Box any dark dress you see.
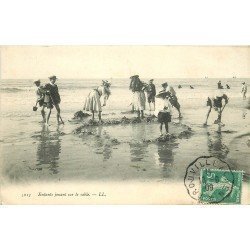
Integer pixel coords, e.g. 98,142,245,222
207,94,229,109
146,83,156,103
44,83,61,108
158,112,171,123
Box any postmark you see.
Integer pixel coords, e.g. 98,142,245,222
184,156,234,202
200,169,243,204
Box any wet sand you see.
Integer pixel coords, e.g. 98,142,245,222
1,105,249,186
0,79,249,187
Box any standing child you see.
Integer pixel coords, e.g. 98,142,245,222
34,80,46,122
146,79,156,113
241,82,247,100
161,82,182,118
43,75,62,125
156,90,172,135
129,75,146,119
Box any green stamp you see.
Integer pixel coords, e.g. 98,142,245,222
200,169,243,204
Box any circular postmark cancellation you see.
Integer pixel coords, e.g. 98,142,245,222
184,156,235,203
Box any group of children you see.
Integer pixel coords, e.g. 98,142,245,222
129,75,182,135
34,75,63,125
34,76,248,136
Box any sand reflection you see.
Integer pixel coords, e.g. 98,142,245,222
36,125,61,174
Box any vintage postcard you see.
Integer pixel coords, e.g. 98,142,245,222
0,46,249,204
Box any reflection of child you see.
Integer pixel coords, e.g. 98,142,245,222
157,92,172,135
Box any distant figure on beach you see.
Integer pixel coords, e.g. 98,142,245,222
178,85,182,89
226,84,230,89
129,75,146,119
83,80,111,122
204,90,229,126
145,79,156,112
33,80,46,122
43,76,62,125
190,85,194,89
217,80,224,89
241,82,247,100
156,90,172,136
161,82,182,118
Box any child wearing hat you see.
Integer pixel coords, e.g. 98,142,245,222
161,82,182,118
156,91,172,135
44,76,62,125
33,80,46,122
83,80,111,122
146,79,156,112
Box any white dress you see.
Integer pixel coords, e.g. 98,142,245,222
132,91,146,111
83,86,104,112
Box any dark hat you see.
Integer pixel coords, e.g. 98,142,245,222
242,82,246,84
149,79,154,82
34,80,41,84
49,75,57,80
130,75,139,79
156,90,169,98
161,82,168,87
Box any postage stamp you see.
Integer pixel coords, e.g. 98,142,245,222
200,169,243,204
184,156,234,202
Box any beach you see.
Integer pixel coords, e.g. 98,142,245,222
0,78,249,186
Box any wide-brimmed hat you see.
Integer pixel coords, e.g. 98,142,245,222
33,80,41,85
161,82,168,88
156,90,170,98
242,82,246,84
130,75,139,79
102,80,111,87
49,75,58,80
149,79,154,82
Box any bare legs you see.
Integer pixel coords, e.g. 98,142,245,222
54,104,61,124
217,107,222,123
204,107,212,126
41,106,46,122
91,111,102,122
176,107,182,118
137,110,144,119
45,104,63,126
148,102,155,114
98,111,102,122
160,122,169,135
45,108,52,125
204,106,224,126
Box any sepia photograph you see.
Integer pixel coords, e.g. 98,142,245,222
0,46,249,204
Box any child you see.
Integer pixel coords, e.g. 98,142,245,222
34,80,46,122
161,82,182,118
156,90,172,135
129,75,146,119
43,75,62,125
146,79,156,112
204,90,229,126
241,82,247,100
83,80,111,122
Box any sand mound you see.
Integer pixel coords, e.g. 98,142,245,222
73,116,158,133
73,111,91,119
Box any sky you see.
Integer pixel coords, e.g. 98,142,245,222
0,46,249,79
